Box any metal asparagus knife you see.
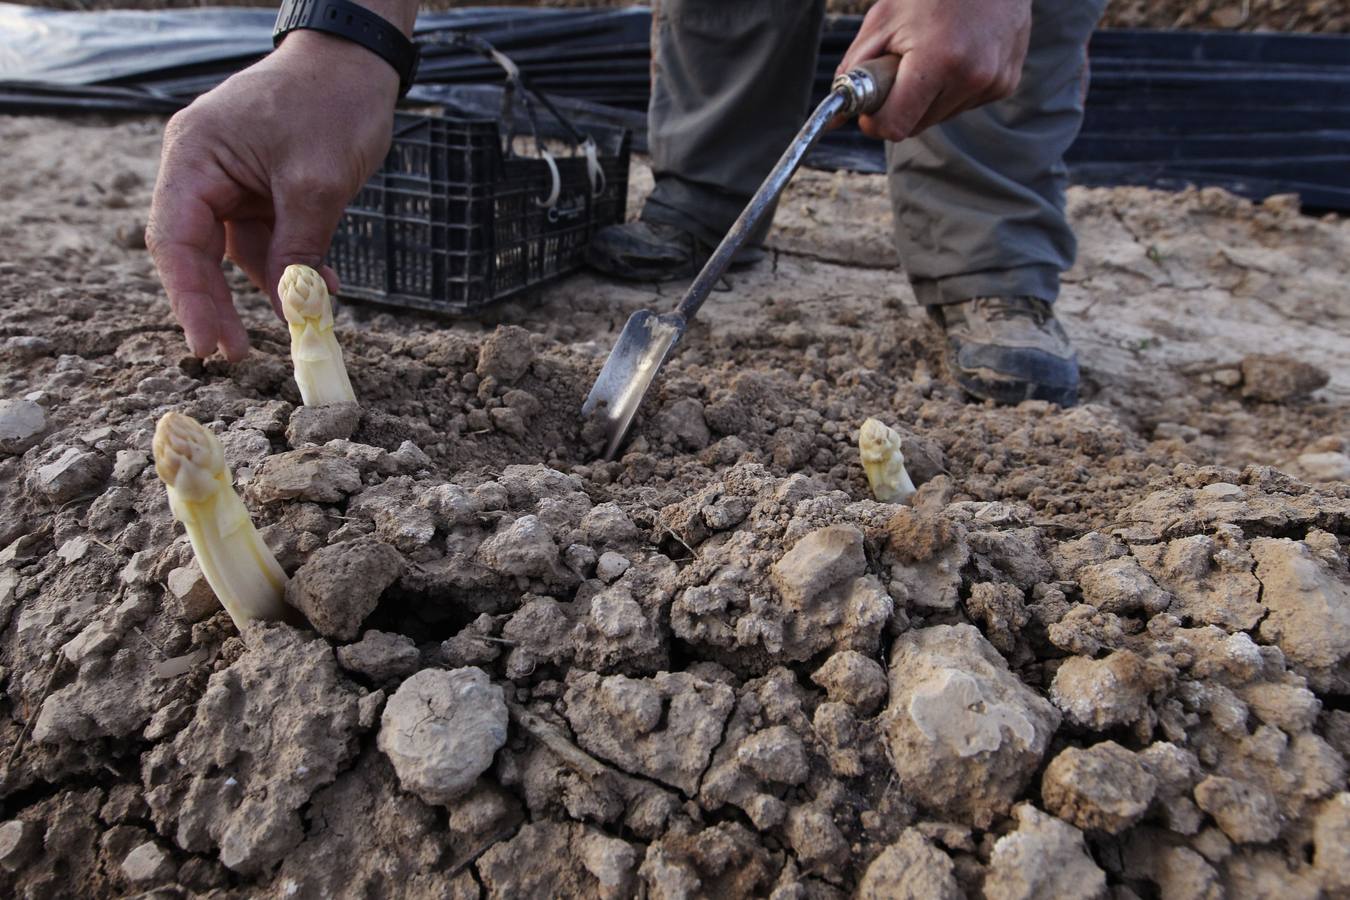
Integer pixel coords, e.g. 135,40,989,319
581,55,900,460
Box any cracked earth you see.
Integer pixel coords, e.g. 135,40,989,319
0,115,1348,898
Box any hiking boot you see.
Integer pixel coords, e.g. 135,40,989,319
928,296,1079,407
587,220,763,282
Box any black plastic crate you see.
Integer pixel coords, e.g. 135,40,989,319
329,110,630,314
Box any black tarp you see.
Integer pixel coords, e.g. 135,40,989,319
2,4,1349,210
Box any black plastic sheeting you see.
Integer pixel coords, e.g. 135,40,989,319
3,4,1349,210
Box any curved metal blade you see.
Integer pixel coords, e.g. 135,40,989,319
581,309,686,460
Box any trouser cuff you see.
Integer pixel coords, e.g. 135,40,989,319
911,264,1062,307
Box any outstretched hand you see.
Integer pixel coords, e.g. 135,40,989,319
838,0,1032,143
147,32,399,361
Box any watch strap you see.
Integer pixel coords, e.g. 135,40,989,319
273,0,420,98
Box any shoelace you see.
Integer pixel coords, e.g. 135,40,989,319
970,296,1051,325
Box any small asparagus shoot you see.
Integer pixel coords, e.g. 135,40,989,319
859,417,917,504
153,412,291,629
280,264,356,406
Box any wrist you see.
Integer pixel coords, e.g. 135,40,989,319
273,0,420,96
274,30,401,97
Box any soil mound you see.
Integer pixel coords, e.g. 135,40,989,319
1,116,1348,898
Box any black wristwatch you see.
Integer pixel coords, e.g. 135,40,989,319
273,0,420,98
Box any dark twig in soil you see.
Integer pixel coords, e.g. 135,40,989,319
507,699,611,780
1,654,66,784
133,625,169,659
446,823,520,880
661,527,697,561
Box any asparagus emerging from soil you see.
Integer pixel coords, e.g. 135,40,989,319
280,264,356,406
859,417,917,504
153,412,291,629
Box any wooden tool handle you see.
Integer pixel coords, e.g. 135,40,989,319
851,55,900,116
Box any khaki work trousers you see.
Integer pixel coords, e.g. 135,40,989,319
640,0,1110,306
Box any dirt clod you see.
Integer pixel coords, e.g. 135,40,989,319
1194,775,1283,844
141,624,360,876
984,804,1107,900
1041,741,1158,834
28,445,110,503
377,667,508,805
811,649,888,714
286,401,362,447
285,537,406,640
120,840,174,883
335,629,421,682
1239,354,1330,403
476,324,535,383
1050,650,1164,731
0,820,41,873
249,448,362,504
480,821,637,900
565,671,735,795
0,399,46,455
1250,535,1350,691
885,624,1060,826
857,829,961,900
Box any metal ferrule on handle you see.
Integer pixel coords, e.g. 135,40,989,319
834,55,900,117
832,68,882,117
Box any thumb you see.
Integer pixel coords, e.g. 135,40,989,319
265,188,343,319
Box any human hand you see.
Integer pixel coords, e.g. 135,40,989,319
838,0,1032,142
147,32,399,360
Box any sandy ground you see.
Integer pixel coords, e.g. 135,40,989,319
0,115,1348,898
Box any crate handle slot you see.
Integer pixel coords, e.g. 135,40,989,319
583,137,606,197
534,149,561,209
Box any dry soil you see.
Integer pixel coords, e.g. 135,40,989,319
0,108,1348,899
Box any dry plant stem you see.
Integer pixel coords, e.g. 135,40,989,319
280,264,356,406
2,654,65,783
446,824,520,879
507,699,611,779
859,416,917,503
153,411,292,629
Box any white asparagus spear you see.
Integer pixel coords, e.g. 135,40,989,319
279,264,356,406
153,412,291,629
859,417,917,504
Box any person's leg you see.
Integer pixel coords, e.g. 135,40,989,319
588,0,826,280
887,0,1108,405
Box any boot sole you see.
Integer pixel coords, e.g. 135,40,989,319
955,366,1079,408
